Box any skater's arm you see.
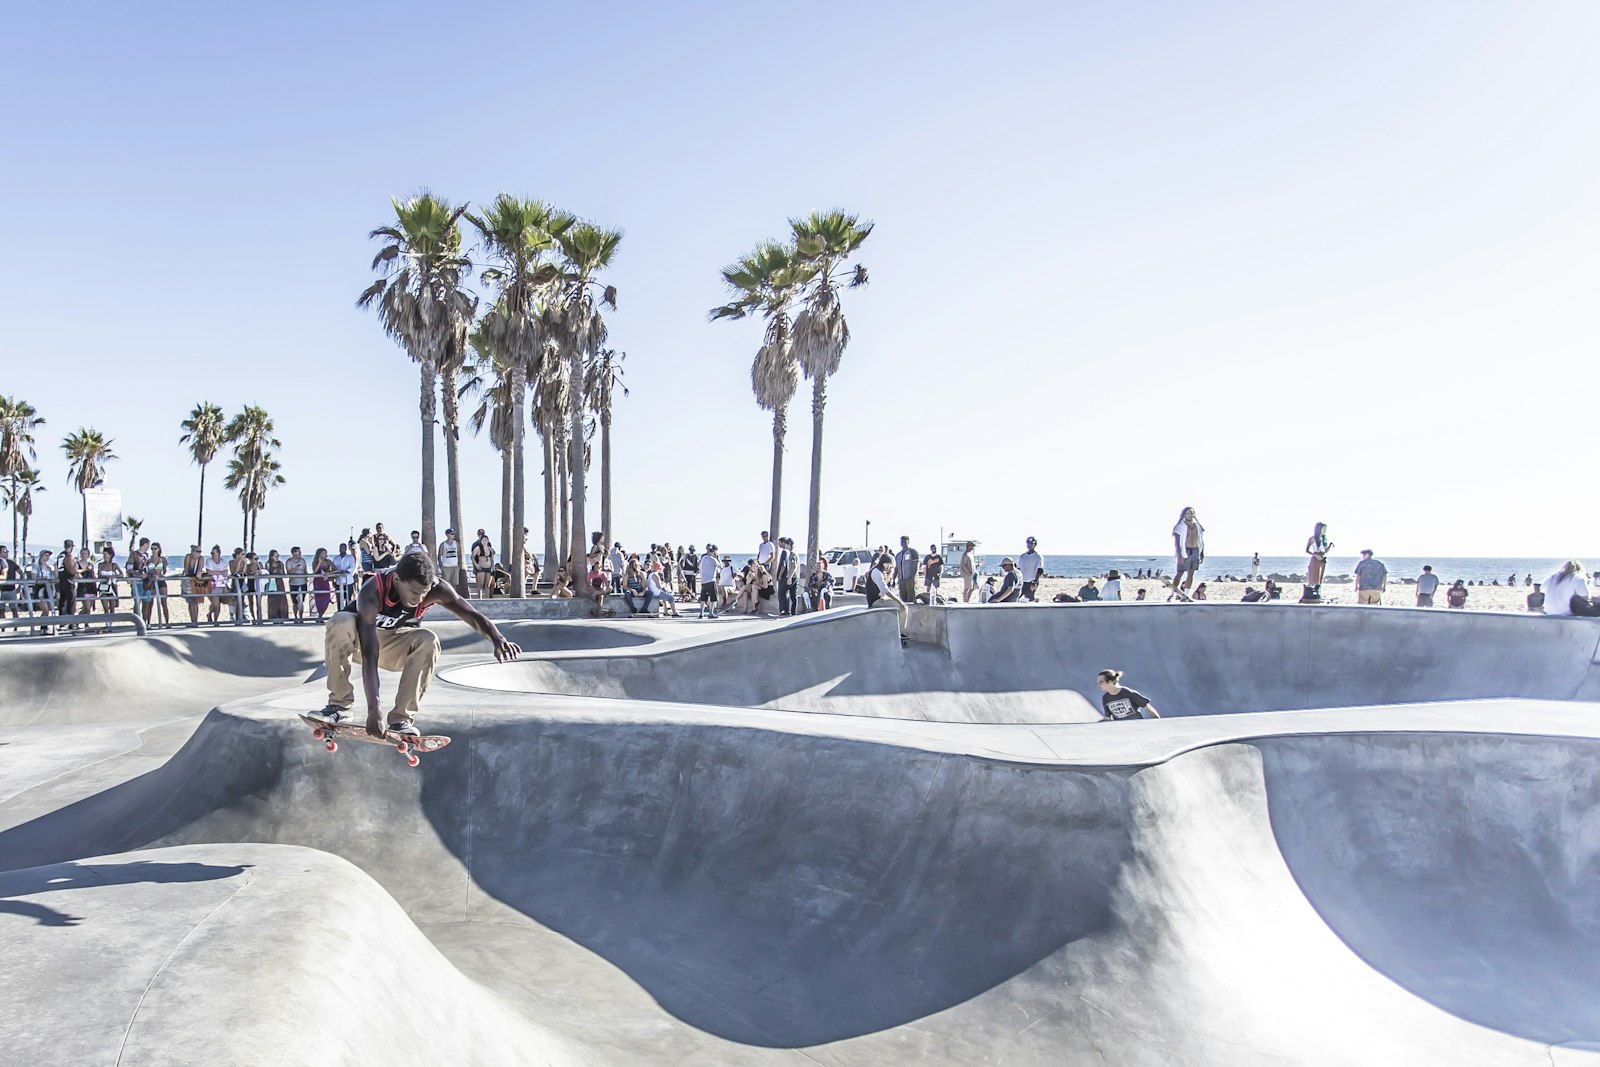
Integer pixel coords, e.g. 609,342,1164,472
429,581,522,662
355,586,384,733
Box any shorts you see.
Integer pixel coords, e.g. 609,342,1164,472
700,582,717,603
1415,593,1434,607
1181,548,1200,567
1358,588,1383,605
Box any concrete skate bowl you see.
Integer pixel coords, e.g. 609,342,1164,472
442,605,1600,723
4,705,1597,1063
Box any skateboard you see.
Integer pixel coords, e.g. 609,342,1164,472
298,713,451,768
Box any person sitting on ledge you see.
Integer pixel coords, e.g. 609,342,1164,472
988,558,1022,603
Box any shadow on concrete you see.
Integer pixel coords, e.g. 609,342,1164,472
0,859,251,927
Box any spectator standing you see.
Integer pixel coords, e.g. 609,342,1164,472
404,531,426,556
1527,583,1545,613
775,537,797,616
181,544,206,624
1251,552,1261,580
0,545,21,619
333,542,358,609
1302,522,1332,603
1353,549,1388,605
287,546,309,622
57,539,81,625
718,554,737,612
960,542,977,602
437,529,464,596
1415,565,1440,608
203,545,230,623
758,531,776,574
471,531,495,599
1103,570,1122,601
609,542,626,593
895,536,919,602
1171,509,1204,595
922,544,944,604
1017,538,1044,601
697,545,719,618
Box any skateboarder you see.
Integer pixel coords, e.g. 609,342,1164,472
310,551,521,738
1096,669,1162,721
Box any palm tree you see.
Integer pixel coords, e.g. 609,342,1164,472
179,401,227,547
792,210,872,568
587,349,627,549
710,240,808,538
223,406,280,551
551,221,622,577
469,196,571,595
0,396,46,554
61,428,117,547
532,348,571,579
123,516,144,549
358,192,477,557
461,325,518,571
224,451,284,551
0,469,43,562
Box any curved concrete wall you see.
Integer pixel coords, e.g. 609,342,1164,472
444,605,1600,722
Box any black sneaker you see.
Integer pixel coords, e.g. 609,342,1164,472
309,705,349,724
388,721,420,738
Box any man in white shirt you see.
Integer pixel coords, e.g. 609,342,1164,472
865,556,907,636
1544,561,1595,617
608,542,627,593
758,531,776,574
718,555,737,612
404,531,427,557
437,529,463,596
333,542,358,609
698,545,720,618
1017,538,1044,601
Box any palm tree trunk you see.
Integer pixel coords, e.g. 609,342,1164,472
541,429,557,582
558,446,571,576
21,507,29,564
79,489,88,549
600,411,612,551
441,370,464,567
241,501,249,549
196,461,207,547
9,475,17,555
805,373,828,572
769,408,786,541
567,346,587,577
419,360,439,559
509,361,527,599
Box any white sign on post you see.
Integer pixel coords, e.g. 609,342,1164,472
84,488,124,543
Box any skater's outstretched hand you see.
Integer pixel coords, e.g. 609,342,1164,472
493,636,522,663
365,711,386,738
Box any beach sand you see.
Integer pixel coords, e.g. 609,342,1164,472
1024,575,1542,614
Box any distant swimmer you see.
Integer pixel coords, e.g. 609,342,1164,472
1096,669,1162,721
309,551,522,739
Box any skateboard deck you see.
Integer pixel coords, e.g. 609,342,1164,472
299,713,451,768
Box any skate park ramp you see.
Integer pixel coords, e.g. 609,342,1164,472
443,603,1600,722
4,608,1600,1064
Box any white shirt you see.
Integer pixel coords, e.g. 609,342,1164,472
609,548,626,574
334,552,357,584
404,541,426,556
699,553,718,584
438,540,460,567
1018,550,1043,582
1103,578,1121,601
1416,572,1440,596
646,572,666,597
869,568,893,597
1544,570,1592,616
718,563,735,586
758,540,775,566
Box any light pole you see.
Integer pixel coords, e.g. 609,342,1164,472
864,519,871,549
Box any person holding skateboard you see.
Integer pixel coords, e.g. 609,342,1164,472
310,551,521,738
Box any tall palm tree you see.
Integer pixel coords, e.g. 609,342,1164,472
469,196,571,595
710,240,808,538
792,210,872,568
224,451,284,551
551,221,622,576
0,396,46,554
358,192,477,557
123,516,144,549
461,325,518,571
0,469,43,562
61,428,117,548
179,401,227,547
532,348,571,579
438,317,470,558
223,406,280,551
586,349,627,549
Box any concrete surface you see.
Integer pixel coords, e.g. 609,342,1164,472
2,607,1599,1064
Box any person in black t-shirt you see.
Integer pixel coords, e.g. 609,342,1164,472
1096,669,1162,721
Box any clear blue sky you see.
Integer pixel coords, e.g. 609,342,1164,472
4,2,1597,559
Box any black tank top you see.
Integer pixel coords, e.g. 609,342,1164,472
341,571,430,630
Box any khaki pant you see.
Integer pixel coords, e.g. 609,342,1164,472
324,612,440,725
441,565,465,597
1358,588,1383,606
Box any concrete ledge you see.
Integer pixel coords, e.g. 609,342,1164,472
0,612,146,637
